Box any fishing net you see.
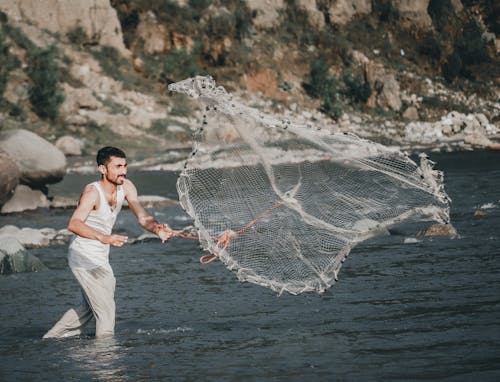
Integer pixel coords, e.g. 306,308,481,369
168,76,450,295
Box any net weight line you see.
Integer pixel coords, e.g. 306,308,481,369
166,201,285,264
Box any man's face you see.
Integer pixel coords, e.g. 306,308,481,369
100,156,127,185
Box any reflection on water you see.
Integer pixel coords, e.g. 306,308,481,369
61,336,130,381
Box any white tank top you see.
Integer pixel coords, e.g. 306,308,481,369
68,181,125,270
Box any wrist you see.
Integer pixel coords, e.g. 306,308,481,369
153,223,161,235
98,233,108,243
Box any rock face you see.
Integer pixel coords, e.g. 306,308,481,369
245,0,285,29
0,129,67,187
297,0,325,29
0,151,20,206
242,69,289,100
392,0,432,29
59,83,103,118
135,11,171,55
0,185,50,214
328,0,371,26
0,0,129,55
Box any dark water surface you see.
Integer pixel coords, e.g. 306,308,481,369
1,151,499,381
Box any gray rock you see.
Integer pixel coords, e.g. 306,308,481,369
0,225,51,247
0,236,47,274
0,185,50,214
0,151,20,206
416,223,458,237
55,135,85,156
0,129,67,187
403,106,419,121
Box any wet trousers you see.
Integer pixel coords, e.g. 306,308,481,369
43,266,116,338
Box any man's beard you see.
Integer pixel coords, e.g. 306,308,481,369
107,174,126,185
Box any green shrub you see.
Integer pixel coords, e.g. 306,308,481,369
281,0,325,46
427,0,454,31
234,5,253,40
418,32,442,62
442,51,462,82
27,45,64,120
455,19,490,67
0,25,16,98
92,45,128,79
375,0,399,22
66,25,88,46
189,0,212,11
2,23,34,50
307,60,342,119
161,47,202,83
342,70,371,104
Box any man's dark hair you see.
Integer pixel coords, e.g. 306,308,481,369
96,146,126,166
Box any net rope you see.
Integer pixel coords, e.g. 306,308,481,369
167,76,451,295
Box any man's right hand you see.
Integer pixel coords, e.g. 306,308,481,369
102,234,128,247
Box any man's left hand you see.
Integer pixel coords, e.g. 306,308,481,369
156,224,174,243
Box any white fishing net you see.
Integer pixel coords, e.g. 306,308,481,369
168,76,451,295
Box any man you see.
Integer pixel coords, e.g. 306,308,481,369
43,146,172,338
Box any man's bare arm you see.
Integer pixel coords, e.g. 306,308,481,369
67,184,128,246
123,179,172,242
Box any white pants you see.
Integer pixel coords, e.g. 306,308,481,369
43,266,116,338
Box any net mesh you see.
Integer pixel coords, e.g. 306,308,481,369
168,76,451,294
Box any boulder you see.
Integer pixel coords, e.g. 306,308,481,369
0,0,129,56
55,135,85,156
416,223,457,237
0,129,67,187
0,225,53,247
0,151,20,206
402,106,419,120
0,185,50,214
327,0,371,26
0,236,47,274
365,62,402,111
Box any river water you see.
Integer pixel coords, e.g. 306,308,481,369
0,150,499,381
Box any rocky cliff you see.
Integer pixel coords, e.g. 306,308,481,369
0,0,498,175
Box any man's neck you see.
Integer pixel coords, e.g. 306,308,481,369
99,178,118,195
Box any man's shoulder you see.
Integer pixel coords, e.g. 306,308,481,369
122,178,137,195
81,183,99,199
122,178,136,189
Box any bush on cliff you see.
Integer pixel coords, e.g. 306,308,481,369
307,60,342,119
27,45,64,120
161,46,202,83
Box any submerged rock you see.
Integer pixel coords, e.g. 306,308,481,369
416,223,457,237
473,210,487,217
0,225,73,248
0,236,47,274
